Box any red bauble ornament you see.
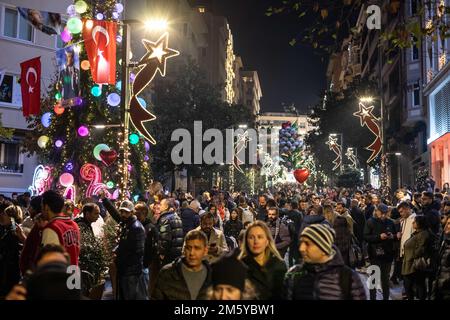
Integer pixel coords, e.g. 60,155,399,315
294,168,309,183
100,149,118,166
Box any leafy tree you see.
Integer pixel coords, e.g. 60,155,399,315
305,78,379,178
149,61,255,183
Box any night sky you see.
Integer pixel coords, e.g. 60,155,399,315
213,0,327,113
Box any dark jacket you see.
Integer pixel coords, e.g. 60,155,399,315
350,206,366,245
256,206,268,221
268,218,291,256
224,218,244,240
103,198,146,276
0,224,21,297
433,236,450,300
180,208,200,236
420,202,441,235
402,229,432,275
74,217,94,237
241,254,287,300
151,257,211,300
364,217,396,262
142,218,158,268
157,210,184,265
284,248,366,300
285,209,304,245
333,216,352,266
300,215,331,234
364,203,375,221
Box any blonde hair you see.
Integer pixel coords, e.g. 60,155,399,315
5,205,23,223
238,221,283,262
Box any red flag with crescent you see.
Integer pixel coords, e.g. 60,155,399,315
82,19,117,84
20,57,41,117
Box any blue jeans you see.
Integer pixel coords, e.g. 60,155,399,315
118,273,148,300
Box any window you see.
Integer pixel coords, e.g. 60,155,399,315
3,7,33,41
412,36,419,60
0,74,21,105
299,122,306,129
198,7,205,13
413,83,420,106
0,142,22,173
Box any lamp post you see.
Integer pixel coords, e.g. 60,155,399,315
117,19,169,199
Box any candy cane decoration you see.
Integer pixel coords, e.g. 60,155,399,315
80,163,111,198
353,102,382,163
326,136,342,171
29,165,53,196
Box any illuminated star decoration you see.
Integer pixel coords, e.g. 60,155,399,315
130,33,180,144
233,131,251,173
353,102,382,163
326,136,342,171
345,148,358,169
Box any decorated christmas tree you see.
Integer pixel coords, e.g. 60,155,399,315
23,1,152,200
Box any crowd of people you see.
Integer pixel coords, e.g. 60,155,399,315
0,181,449,300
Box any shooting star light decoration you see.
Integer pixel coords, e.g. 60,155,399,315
326,135,342,171
353,102,382,163
233,131,251,173
346,148,358,169
130,32,179,144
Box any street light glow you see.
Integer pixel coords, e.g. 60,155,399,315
395,152,401,156
360,96,374,103
238,124,248,129
145,19,169,31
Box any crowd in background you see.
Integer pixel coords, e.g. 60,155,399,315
0,180,449,300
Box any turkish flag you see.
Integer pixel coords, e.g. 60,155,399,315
20,57,41,117
82,19,117,84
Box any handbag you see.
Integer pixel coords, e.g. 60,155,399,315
349,236,364,268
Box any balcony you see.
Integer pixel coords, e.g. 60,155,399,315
0,162,24,174
403,106,425,127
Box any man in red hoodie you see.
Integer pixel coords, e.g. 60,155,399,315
41,190,80,266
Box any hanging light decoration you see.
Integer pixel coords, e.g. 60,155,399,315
67,17,83,34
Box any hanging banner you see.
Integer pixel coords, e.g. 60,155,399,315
20,57,41,117
56,45,81,101
18,7,62,35
82,19,117,84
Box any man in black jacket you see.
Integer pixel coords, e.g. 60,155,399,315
364,203,396,300
420,192,442,236
152,230,211,300
135,202,158,295
350,199,366,248
256,194,268,221
180,200,201,236
101,196,147,300
285,200,303,267
156,198,184,267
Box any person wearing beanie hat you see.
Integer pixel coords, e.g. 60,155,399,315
364,203,396,300
209,249,257,300
284,224,366,300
